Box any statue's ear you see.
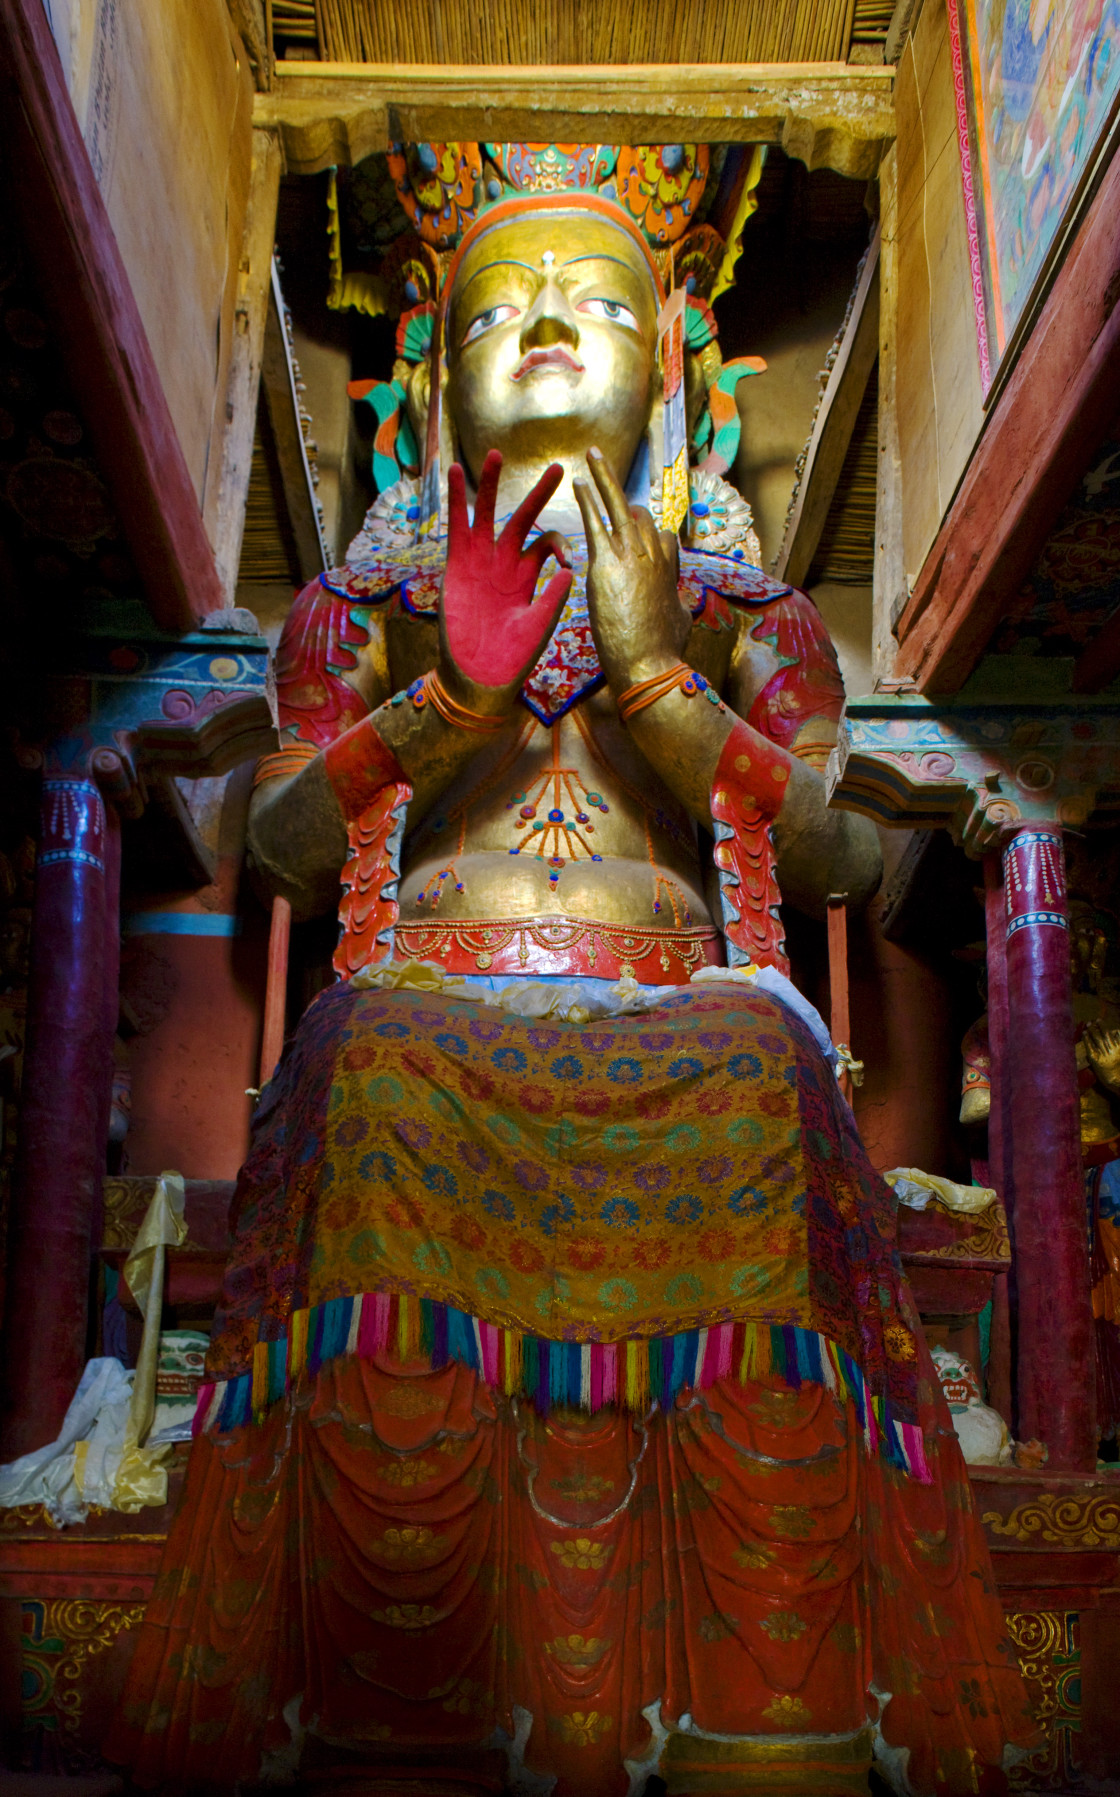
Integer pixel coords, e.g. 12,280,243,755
403,358,458,477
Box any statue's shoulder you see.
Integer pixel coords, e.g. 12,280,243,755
666,471,797,616
317,477,444,616
679,546,793,611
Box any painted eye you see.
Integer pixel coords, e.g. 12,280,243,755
577,297,639,331
461,304,520,346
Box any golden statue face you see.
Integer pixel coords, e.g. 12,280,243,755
446,212,659,488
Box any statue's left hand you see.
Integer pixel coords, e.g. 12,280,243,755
1086,1021,1120,1095
439,450,573,708
574,448,690,690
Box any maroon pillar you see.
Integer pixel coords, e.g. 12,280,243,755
1001,825,1095,1470
0,777,115,1458
983,854,1013,1425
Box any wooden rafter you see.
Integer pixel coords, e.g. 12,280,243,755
260,260,330,583
775,228,880,588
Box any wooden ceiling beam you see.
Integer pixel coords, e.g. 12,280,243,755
890,141,1120,696
775,229,880,588
255,62,895,180
0,0,225,633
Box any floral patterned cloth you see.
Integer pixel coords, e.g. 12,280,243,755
201,982,924,1458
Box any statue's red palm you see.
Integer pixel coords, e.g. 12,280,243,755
442,450,572,690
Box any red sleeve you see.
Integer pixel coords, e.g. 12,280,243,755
744,589,845,763
709,720,794,975
274,578,374,748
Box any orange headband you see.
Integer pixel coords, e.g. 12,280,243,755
442,192,668,317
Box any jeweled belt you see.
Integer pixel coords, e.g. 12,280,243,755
393,913,725,983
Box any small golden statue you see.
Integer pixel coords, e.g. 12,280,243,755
112,144,1037,1795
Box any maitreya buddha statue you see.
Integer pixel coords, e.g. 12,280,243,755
111,144,1036,1795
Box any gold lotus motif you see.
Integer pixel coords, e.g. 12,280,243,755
378,1455,440,1487
762,1693,812,1727
770,1505,816,1539
734,1541,777,1570
544,1632,611,1667
760,1610,808,1642
373,1603,440,1629
377,1382,444,1418
550,1536,613,1570
373,1525,445,1566
556,1709,614,1746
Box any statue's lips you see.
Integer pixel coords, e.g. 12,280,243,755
511,347,585,382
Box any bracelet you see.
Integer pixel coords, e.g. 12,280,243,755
617,663,726,723
252,742,320,787
406,669,507,735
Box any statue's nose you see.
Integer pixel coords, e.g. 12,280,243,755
519,282,580,354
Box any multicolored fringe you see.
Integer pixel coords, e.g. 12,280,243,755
194,1291,931,1482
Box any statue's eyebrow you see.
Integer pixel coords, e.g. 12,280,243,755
456,259,539,304
456,250,647,308
558,252,644,281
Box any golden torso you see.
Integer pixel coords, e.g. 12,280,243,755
382,607,741,934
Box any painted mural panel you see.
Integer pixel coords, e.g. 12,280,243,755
946,0,1120,388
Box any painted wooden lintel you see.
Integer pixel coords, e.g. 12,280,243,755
256,62,896,181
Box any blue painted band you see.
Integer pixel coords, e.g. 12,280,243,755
39,849,105,872
1006,910,1069,936
124,912,243,937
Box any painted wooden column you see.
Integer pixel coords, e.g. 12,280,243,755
983,852,1013,1425
1000,827,1095,1467
0,777,117,1458
831,687,1118,1469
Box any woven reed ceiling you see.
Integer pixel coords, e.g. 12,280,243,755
271,0,893,65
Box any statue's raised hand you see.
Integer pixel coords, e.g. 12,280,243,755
439,449,573,712
573,447,689,692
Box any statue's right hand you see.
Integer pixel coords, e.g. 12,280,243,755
438,450,573,711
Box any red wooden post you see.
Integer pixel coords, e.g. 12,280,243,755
827,894,852,1103
0,779,117,1458
259,894,292,1088
1001,825,1095,1469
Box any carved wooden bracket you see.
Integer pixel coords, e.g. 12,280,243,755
17,628,274,808
828,688,1120,847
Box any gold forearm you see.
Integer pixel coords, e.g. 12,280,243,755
624,683,881,920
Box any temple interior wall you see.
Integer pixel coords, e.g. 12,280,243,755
892,0,986,591
8,10,989,1238
44,0,255,525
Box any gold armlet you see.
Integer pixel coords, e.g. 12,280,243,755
252,742,320,787
618,664,726,723
411,668,507,735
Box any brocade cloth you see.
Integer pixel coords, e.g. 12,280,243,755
205,980,922,1437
